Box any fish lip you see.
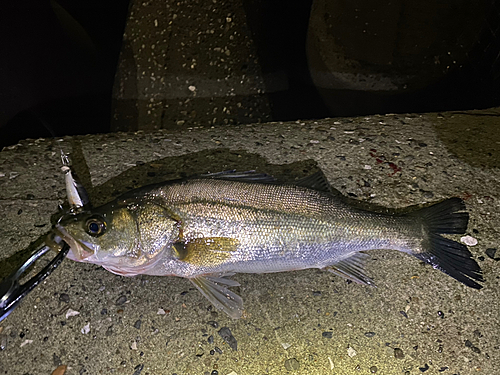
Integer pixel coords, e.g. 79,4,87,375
53,225,95,261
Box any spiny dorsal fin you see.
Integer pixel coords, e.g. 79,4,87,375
200,170,277,184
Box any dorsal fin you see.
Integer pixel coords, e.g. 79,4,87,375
294,171,332,192
200,170,277,184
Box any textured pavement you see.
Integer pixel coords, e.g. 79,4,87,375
0,111,499,374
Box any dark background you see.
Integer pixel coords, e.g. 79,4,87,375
1,0,500,149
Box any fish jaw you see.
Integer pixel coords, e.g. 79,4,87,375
53,224,94,262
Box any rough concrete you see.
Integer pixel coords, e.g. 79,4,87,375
0,112,499,374
111,0,273,133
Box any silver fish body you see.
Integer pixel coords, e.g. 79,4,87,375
55,173,483,318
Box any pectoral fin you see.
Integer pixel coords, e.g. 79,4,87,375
172,237,239,267
324,252,375,286
190,275,244,319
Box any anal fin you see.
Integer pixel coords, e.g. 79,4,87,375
190,274,244,319
324,252,375,286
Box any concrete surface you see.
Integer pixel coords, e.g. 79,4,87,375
111,0,273,133
0,112,499,374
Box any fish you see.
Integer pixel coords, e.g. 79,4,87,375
52,171,483,319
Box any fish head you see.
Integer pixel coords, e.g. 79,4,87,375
53,198,180,275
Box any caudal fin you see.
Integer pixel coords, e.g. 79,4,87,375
412,198,484,289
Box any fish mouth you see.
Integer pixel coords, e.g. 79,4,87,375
53,225,95,262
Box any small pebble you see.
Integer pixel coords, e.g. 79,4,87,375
207,321,218,328
51,365,67,375
106,326,113,337
419,363,429,372
218,327,237,350
59,293,70,303
207,335,214,344
370,365,378,373
281,342,291,350
81,323,90,335
65,309,80,319
485,248,498,260
322,331,333,339
214,346,222,354
284,358,300,371
195,347,204,357
115,295,127,305
134,320,142,329
0,334,7,350
394,348,404,359
20,339,33,347
347,346,357,357
132,364,144,375
461,235,478,246
211,371,218,375
422,191,434,199
364,332,376,337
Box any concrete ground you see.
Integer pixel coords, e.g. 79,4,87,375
0,111,498,374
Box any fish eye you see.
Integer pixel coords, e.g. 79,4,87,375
85,216,106,237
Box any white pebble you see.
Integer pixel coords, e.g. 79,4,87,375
281,342,291,350
364,165,372,169
157,308,166,315
130,341,138,350
65,309,80,319
461,235,478,246
20,339,33,348
81,323,90,334
347,346,357,357
188,85,196,92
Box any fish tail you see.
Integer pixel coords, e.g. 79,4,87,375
411,197,484,289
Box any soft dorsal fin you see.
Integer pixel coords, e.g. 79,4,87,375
294,171,332,192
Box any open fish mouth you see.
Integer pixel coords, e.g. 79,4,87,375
53,225,95,262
